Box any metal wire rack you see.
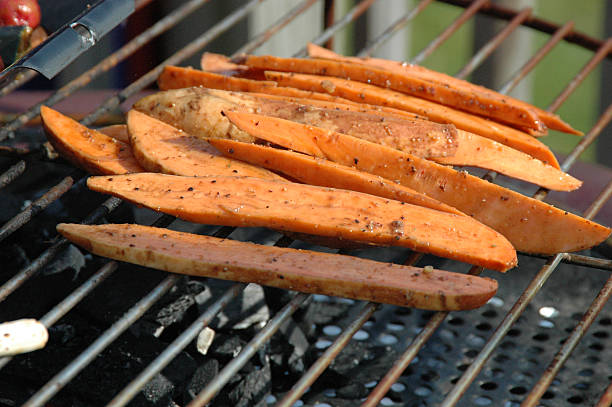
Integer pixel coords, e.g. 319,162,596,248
0,1,610,406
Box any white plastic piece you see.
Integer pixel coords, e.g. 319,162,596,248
0,319,48,357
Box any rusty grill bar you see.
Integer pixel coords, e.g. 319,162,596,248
0,0,610,406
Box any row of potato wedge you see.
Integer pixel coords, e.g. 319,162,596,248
43,106,501,311
41,49,610,311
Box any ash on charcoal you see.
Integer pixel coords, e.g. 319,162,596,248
130,374,175,407
307,341,399,400
184,359,219,400
302,301,352,327
209,332,246,360
130,277,205,341
266,318,309,385
328,341,373,376
227,362,272,407
280,318,309,374
42,243,88,278
154,294,198,340
196,282,270,330
337,382,368,399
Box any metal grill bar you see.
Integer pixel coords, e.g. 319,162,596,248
0,176,73,243
441,105,612,406
498,20,574,94
0,70,36,98
106,283,245,407
40,5,339,404
0,213,176,373
1,2,610,406
0,0,264,303
357,0,435,58
362,308,447,406
277,302,379,407
520,181,612,406
439,0,612,55
561,101,612,174
0,196,122,302
234,0,318,55
411,0,488,65
455,6,532,79
0,262,117,371
548,38,612,114
82,0,264,127
358,7,609,405
271,4,491,402
0,160,25,189
295,0,378,57
187,292,310,407
536,253,612,272
0,0,216,142
22,275,180,407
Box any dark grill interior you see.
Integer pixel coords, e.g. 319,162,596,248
0,1,610,406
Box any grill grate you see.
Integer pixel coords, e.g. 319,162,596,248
0,1,610,406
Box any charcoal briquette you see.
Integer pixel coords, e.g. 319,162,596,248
185,359,219,400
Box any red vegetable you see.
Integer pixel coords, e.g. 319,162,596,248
0,0,41,28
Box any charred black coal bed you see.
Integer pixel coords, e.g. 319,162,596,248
0,139,610,407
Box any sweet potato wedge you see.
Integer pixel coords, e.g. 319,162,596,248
133,87,256,143
135,88,574,189
306,43,581,135
86,173,517,272
126,109,285,180
57,223,499,310
158,65,426,120
240,55,545,132
435,130,580,191
98,124,129,143
208,138,463,216
40,106,144,175
201,52,250,75
158,65,279,93
264,71,560,168
223,111,610,254
214,93,577,190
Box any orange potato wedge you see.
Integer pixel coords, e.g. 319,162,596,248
306,43,581,136
98,124,129,143
223,110,610,255
40,106,144,175
86,173,518,272
135,88,575,189
57,223,499,310
240,54,545,132
208,138,463,216
158,65,427,120
126,109,285,180
264,71,560,168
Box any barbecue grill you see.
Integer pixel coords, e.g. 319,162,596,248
0,0,610,406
